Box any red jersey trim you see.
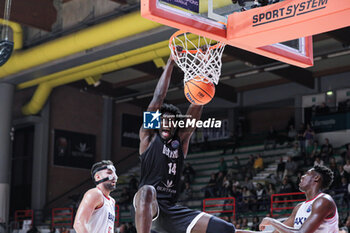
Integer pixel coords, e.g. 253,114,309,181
325,209,337,220
103,193,110,200
325,214,336,220
97,187,110,200
95,202,103,210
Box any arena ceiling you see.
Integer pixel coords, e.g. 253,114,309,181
1,0,350,108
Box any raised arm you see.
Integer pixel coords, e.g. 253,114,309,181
259,197,335,233
147,58,175,112
268,203,302,233
139,58,175,154
73,190,103,233
179,104,203,157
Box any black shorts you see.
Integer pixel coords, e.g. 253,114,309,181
152,200,204,233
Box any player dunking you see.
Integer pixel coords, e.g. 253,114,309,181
133,56,257,233
259,165,338,233
74,160,118,233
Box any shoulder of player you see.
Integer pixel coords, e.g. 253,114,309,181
312,194,336,213
85,188,104,201
314,194,335,206
81,188,104,209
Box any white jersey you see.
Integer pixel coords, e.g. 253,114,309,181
87,190,115,233
294,193,338,233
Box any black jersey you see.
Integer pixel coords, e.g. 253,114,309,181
139,133,184,202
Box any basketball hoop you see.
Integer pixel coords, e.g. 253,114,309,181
169,31,226,85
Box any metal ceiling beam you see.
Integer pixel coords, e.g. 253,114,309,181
327,26,350,47
224,46,274,66
236,79,289,92
0,0,57,31
272,67,314,89
2,27,176,85
110,40,350,103
131,62,161,75
224,45,314,89
313,65,350,78
70,80,138,98
131,62,184,86
111,75,156,88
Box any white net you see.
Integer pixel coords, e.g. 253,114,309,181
169,31,226,85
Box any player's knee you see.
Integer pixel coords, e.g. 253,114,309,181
139,185,156,204
206,216,235,233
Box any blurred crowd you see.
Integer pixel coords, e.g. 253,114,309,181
112,116,350,231
178,121,350,230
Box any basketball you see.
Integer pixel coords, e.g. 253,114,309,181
184,77,215,105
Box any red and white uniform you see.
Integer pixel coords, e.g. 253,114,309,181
294,193,338,233
87,190,115,233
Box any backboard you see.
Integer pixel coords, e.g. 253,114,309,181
141,0,350,67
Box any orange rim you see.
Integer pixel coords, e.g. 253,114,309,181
169,30,225,54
